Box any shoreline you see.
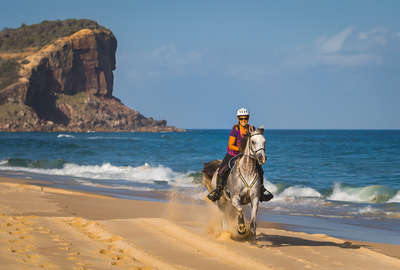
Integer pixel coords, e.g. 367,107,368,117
2,172,399,245
0,176,399,269
1,173,400,245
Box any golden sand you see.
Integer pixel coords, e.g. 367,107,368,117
0,177,399,270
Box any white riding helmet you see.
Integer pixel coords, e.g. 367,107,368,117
236,107,250,117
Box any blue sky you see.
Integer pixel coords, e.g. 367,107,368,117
1,1,399,129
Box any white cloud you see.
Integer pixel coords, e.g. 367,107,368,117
124,27,398,83
225,26,387,81
358,27,387,46
317,27,353,54
224,26,398,82
308,27,387,68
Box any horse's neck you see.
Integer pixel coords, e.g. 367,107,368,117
238,144,257,175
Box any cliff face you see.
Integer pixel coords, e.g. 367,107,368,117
0,27,183,132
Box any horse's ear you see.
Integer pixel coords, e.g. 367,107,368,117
258,125,264,134
249,125,255,133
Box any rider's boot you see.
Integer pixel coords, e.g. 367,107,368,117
260,185,273,202
257,164,274,202
207,174,226,202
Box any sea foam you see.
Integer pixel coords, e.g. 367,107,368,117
356,206,382,215
264,179,279,193
388,191,400,203
277,186,322,199
57,134,75,138
87,136,140,140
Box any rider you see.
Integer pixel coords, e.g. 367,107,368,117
207,107,273,202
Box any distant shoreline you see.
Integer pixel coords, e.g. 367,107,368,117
1,128,400,132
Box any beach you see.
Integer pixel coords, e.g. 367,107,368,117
1,130,400,246
0,176,399,270
1,2,400,268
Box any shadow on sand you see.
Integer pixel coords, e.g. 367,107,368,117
255,233,367,249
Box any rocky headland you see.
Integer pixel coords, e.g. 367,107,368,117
0,19,183,132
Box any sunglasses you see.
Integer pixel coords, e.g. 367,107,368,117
238,117,249,121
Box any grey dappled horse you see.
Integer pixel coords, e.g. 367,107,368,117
203,126,266,238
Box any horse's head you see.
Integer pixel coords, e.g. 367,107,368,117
248,126,266,165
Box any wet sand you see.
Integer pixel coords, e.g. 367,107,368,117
0,177,399,270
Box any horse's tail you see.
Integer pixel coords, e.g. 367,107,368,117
202,160,222,192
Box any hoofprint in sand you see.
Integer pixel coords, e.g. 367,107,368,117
0,178,399,270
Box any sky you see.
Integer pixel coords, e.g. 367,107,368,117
1,1,399,129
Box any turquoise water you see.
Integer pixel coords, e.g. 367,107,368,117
0,130,399,244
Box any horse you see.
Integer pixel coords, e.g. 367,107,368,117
202,126,267,239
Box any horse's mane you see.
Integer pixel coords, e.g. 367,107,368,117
239,125,255,153
239,134,249,153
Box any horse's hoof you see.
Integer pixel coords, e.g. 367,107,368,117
237,224,246,235
249,237,257,245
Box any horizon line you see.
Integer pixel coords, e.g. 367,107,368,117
184,128,400,131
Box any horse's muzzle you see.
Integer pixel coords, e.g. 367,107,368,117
257,154,266,165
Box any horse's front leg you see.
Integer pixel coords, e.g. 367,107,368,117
249,194,259,241
232,194,246,234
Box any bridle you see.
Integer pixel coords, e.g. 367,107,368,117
228,129,265,169
245,131,265,162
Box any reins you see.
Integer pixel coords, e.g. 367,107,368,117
238,166,259,199
248,132,265,158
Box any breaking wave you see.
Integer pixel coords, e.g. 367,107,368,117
327,183,397,203
0,159,196,188
388,191,400,203
0,158,399,204
263,180,399,205
275,186,322,199
57,134,75,138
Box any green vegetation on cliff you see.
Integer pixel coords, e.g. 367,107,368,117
0,58,20,90
0,103,28,120
0,19,108,52
56,92,89,106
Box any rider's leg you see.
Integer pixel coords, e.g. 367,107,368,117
207,154,232,201
207,167,229,201
256,164,273,202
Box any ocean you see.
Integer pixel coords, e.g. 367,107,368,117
0,130,399,244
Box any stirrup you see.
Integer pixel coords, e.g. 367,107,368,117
207,186,223,201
